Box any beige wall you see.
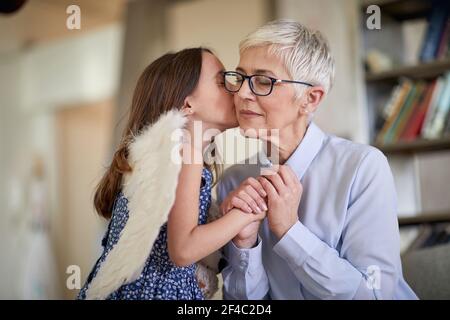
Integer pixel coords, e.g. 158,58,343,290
167,0,270,70
0,22,123,298
54,100,113,299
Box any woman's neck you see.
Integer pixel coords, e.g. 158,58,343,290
266,120,308,165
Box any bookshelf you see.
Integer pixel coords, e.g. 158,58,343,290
398,210,450,226
376,137,450,154
366,58,450,82
360,0,450,218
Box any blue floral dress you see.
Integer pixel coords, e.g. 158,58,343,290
78,167,212,300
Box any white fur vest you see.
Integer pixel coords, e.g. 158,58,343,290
85,110,221,300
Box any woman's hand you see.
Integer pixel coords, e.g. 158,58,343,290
220,177,268,215
257,165,303,239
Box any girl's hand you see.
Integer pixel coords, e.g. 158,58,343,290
233,220,261,249
220,177,268,215
248,208,267,222
228,207,266,235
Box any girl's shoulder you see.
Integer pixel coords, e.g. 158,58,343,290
99,191,130,249
201,167,213,189
113,191,129,214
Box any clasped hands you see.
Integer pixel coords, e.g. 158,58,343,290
220,165,303,247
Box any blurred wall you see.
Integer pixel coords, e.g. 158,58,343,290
55,100,114,299
0,24,124,298
167,0,271,70
0,54,27,298
113,0,168,150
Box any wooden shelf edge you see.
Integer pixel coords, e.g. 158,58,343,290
366,59,450,82
374,137,450,154
399,211,450,226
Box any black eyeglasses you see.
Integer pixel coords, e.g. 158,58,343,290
222,71,313,96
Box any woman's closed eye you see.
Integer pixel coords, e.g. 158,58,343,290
255,77,272,86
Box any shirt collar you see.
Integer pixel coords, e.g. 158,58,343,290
258,122,325,180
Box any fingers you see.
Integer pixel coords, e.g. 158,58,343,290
231,178,268,214
257,176,278,199
222,177,271,216
261,170,285,194
252,210,267,221
231,197,253,213
278,165,300,190
236,190,264,213
242,185,268,211
246,177,267,197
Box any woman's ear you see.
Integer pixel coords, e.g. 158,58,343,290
302,86,325,114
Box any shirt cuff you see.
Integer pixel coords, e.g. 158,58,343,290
225,236,264,276
273,221,320,267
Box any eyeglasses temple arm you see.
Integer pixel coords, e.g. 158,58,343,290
278,79,314,87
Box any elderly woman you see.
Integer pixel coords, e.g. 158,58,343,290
217,20,417,300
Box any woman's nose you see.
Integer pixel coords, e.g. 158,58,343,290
237,78,255,100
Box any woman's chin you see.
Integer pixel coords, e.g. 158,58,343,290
238,126,260,139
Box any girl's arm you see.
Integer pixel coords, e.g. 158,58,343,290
167,160,265,267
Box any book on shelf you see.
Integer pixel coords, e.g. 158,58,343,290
376,78,412,144
420,1,450,62
445,111,450,135
401,80,437,141
435,19,450,59
420,76,445,138
376,73,450,145
423,72,450,139
393,82,426,142
402,19,428,66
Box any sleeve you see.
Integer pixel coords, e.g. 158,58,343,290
221,236,269,299
272,149,404,299
216,173,270,300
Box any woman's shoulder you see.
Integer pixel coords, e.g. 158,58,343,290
320,134,392,192
321,133,387,167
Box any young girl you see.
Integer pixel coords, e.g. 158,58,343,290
77,48,265,300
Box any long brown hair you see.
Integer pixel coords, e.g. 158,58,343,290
94,47,217,219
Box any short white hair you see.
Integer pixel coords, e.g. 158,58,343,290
239,19,335,96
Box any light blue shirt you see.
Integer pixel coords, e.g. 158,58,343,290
217,122,418,300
